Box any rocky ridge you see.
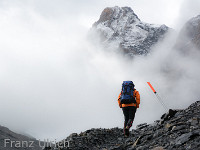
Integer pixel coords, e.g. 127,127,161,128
91,6,169,56
51,101,200,150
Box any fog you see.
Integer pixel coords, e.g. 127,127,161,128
0,0,200,140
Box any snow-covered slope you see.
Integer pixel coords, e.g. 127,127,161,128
91,6,169,56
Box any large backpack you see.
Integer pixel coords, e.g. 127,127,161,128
120,81,136,104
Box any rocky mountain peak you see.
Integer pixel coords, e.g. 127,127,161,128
93,6,140,27
91,6,169,57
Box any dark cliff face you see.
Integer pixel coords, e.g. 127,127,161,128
54,101,200,150
91,6,169,57
175,15,200,53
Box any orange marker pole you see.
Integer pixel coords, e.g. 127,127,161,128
147,82,168,112
147,82,156,93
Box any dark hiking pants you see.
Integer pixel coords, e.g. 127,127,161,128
122,106,137,128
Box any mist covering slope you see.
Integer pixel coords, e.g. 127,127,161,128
0,125,43,150
175,14,200,52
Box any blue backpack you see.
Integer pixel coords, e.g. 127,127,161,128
120,81,136,104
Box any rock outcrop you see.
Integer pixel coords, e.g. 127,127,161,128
53,101,200,150
91,6,169,57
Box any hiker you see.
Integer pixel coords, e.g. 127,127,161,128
118,81,140,136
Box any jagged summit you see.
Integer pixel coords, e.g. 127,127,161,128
91,6,169,56
93,6,140,27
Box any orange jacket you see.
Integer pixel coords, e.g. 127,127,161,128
118,89,140,108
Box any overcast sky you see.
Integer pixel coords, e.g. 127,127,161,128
0,0,200,141
1,0,199,29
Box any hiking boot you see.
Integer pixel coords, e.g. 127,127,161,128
124,126,130,137
124,134,129,138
